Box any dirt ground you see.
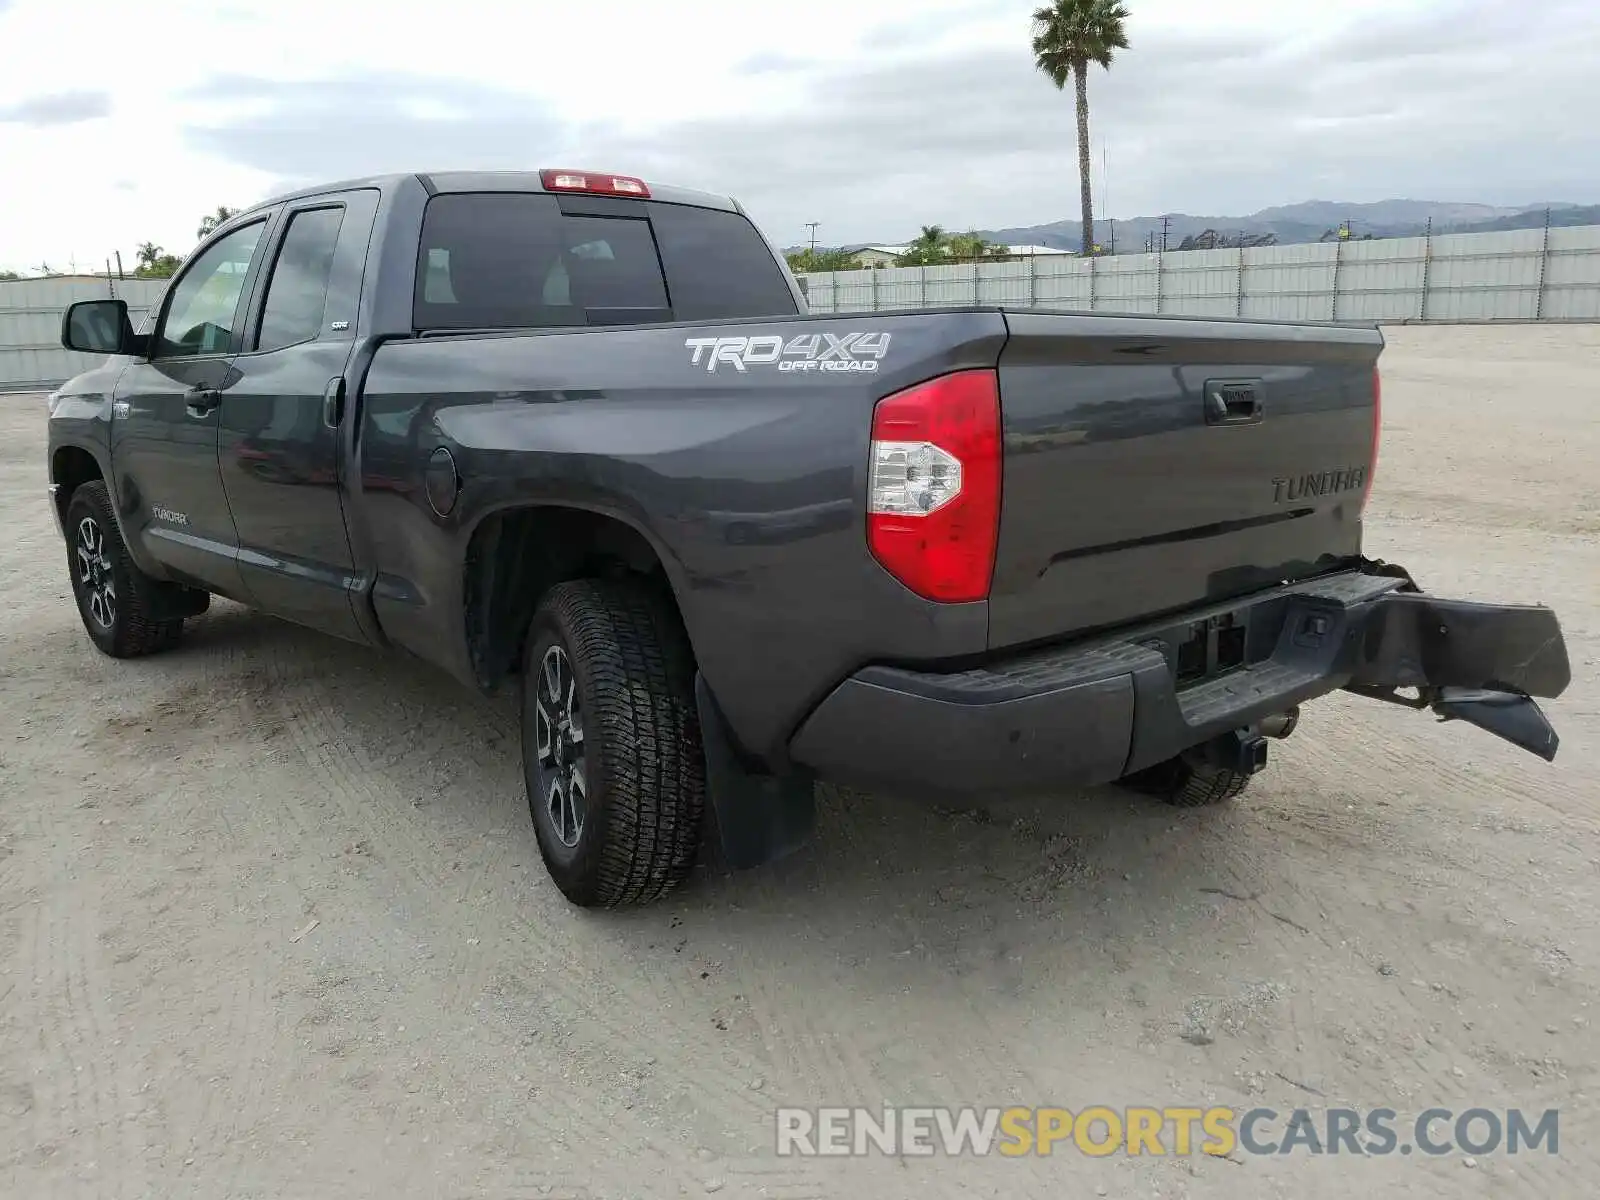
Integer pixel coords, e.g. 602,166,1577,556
2,324,1597,1199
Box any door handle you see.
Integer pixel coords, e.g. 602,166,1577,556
323,378,346,429
185,386,220,416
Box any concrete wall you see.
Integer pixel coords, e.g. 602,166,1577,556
0,277,167,392
798,225,1600,321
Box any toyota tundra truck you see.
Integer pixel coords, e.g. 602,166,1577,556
46,169,1571,907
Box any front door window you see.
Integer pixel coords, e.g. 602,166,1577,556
156,222,266,357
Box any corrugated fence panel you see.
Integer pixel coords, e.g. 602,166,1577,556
1033,256,1092,310
920,262,980,307
796,225,1600,325
1425,229,1544,321
1158,247,1240,318
1,277,166,391
1542,226,1600,320
975,258,1036,306
1337,236,1427,322
1091,255,1159,314
1240,243,1338,322
874,265,931,310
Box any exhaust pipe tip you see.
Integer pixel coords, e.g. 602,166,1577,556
1259,707,1301,740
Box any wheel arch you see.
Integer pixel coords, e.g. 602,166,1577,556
50,442,109,530
50,439,170,579
462,499,696,693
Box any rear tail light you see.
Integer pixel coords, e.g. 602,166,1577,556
1362,363,1381,513
867,369,1002,603
539,169,651,198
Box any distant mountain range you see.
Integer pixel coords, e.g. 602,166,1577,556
866,200,1600,254
972,199,1600,253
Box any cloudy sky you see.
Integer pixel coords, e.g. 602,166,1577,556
2,0,1597,270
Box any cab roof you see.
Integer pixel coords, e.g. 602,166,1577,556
251,170,741,216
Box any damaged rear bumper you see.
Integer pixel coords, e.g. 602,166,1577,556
1343,570,1569,760
786,562,1571,798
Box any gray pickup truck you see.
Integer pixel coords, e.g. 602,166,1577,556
47,168,1571,907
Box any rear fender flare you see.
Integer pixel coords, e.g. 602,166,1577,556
460,494,715,682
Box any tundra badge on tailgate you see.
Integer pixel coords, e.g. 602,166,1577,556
686,332,891,374
1271,466,1368,503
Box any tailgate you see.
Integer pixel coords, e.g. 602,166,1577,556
990,311,1383,650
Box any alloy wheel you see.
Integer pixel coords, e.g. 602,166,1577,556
76,516,116,629
533,644,587,847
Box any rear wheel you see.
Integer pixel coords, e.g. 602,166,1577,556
64,481,191,658
520,578,705,907
1121,756,1253,808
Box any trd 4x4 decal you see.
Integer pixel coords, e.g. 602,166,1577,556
685,332,891,374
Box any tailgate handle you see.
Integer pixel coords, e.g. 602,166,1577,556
1204,380,1264,425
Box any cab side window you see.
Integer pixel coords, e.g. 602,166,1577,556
155,221,266,358
256,207,346,351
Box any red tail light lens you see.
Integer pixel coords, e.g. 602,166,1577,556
539,169,651,198
1363,363,1382,513
867,369,1002,603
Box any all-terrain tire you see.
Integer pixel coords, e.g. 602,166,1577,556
520,578,705,908
64,481,187,658
1165,765,1253,808
1121,756,1253,808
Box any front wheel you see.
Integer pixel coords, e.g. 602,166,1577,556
64,481,188,658
520,579,706,907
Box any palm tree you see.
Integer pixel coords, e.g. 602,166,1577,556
196,205,240,240
1031,0,1130,257
135,242,163,272
896,225,948,266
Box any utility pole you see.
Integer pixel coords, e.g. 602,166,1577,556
805,222,821,257
1160,216,1171,254
1107,218,1116,256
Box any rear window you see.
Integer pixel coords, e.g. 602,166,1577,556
413,192,797,331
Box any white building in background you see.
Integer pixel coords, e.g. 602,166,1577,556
841,244,1076,267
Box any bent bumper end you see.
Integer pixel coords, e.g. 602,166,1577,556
788,567,1571,799
1433,689,1560,762
1348,591,1571,699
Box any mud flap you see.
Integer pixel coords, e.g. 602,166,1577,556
695,674,816,870
1345,586,1570,761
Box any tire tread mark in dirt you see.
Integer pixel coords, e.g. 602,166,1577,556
243,622,774,1129
39,817,131,1200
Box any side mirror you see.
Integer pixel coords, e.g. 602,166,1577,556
61,299,143,356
